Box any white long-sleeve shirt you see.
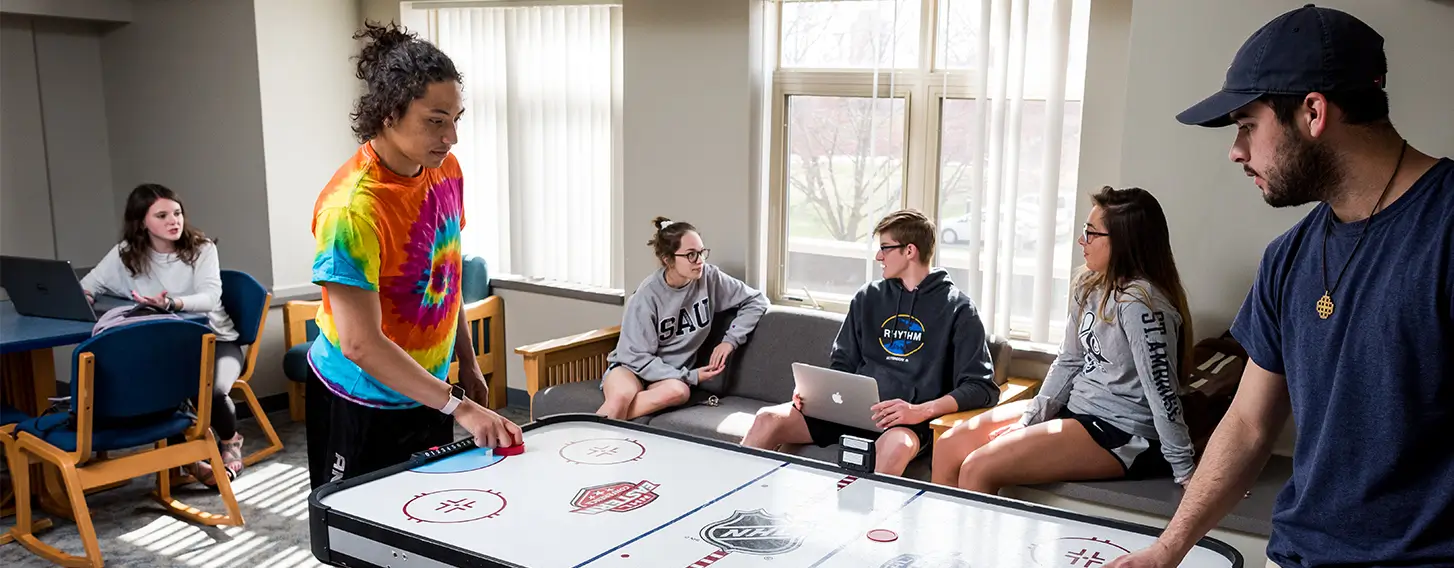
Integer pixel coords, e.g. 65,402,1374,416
79,242,239,342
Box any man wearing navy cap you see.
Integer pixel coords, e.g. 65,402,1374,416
1110,5,1453,568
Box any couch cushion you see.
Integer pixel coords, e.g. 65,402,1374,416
532,380,605,418
730,306,845,402
647,396,772,443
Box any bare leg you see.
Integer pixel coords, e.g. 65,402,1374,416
622,379,692,420
930,400,1032,486
874,427,921,476
956,417,1124,494
742,402,813,450
597,366,644,419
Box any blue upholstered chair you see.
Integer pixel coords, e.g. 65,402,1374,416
3,320,244,567
280,255,507,420
218,269,282,465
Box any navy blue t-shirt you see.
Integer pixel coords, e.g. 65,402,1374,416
1232,158,1454,567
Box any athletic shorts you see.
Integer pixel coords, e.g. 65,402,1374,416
802,413,933,455
306,368,455,491
1053,407,1171,480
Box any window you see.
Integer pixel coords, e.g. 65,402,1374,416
767,0,1090,342
416,3,622,290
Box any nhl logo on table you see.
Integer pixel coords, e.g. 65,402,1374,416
700,509,803,555
570,480,660,514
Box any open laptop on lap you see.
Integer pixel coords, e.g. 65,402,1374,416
0,256,101,322
791,362,883,433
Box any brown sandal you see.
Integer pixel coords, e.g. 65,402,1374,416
218,433,244,480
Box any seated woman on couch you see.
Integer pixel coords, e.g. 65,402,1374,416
597,217,769,420
931,186,1198,494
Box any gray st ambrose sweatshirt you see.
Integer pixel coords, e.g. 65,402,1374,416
606,264,769,385
1020,280,1196,481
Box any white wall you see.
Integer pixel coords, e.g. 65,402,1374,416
100,0,274,288
1119,0,1454,338
253,0,362,296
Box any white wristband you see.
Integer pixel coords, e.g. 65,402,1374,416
440,394,462,415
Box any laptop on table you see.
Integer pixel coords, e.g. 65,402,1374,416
0,255,102,322
791,362,883,433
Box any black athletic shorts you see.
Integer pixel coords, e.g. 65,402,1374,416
802,413,934,455
306,368,455,491
1053,407,1171,480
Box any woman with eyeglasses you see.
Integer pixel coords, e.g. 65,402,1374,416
931,186,1198,494
596,217,770,420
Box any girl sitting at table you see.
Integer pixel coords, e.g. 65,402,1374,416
80,183,244,486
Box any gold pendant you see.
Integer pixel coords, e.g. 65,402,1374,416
1316,292,1335,319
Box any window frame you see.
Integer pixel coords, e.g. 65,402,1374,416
765,0,1081,342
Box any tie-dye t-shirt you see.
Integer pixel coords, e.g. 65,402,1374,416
307,142,465,409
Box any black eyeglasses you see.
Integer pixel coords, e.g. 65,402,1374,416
675,249,710,263
1082,226,1110,242
879,244,909,253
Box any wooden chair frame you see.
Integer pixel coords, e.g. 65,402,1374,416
230,289,282,467
283,295,508,420
3,334,244,568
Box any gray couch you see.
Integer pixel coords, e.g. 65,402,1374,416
530,305,1012,479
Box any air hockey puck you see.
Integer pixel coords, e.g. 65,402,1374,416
495,443,525,456
867,529,898,542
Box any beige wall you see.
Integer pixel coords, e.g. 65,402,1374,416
254,0,362,297
0,15,118,268
622,0,761,286
100,0,274,287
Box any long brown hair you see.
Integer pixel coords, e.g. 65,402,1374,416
119,184,212,277
1076,186,1195,382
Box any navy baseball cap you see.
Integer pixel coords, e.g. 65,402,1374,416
1177,4,1387,127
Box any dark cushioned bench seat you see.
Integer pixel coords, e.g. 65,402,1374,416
1024,455,1291,536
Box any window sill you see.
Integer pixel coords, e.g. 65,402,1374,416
490,274,625,306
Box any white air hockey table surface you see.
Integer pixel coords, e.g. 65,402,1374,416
309,414,1242,568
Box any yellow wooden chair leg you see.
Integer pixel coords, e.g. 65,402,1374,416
235,382,283,466
152,434,244,527
13,461,103,568
288,381,306,422
1,438,54,546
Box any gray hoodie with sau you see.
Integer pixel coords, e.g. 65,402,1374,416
606,264,769,385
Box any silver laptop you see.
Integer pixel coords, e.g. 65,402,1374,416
0,255,100,322
791,362,883,433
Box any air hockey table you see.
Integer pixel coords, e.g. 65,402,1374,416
309,414,1243,568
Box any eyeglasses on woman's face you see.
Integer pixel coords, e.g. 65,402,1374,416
675,249,710,263
1081,225,1110,243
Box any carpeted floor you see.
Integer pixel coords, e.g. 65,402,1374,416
0,406,532,567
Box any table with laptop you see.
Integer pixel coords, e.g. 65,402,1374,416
1,255,207,520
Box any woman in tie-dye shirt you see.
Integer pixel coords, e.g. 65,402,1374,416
305,21,520,490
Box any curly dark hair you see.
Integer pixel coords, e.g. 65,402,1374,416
350,21,463,143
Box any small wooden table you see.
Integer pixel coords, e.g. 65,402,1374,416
929,377,1040,440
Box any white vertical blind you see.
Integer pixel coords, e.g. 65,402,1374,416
964,0,1075,338
425,4,619,288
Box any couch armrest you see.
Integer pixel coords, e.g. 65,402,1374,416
514,326,621,403
283,300,321,350
929,377,1040,440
